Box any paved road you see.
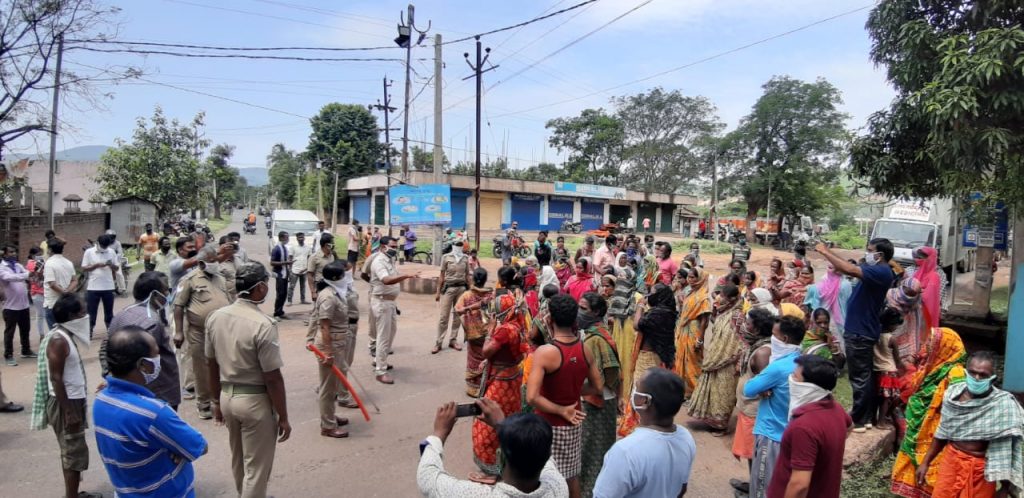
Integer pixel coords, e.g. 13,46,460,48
0,213,752,497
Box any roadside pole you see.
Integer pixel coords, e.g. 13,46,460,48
1004,211,1023,392
432,33,444,266
46,34,64,231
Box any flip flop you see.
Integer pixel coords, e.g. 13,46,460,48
468,472,498,485
448,341,463,352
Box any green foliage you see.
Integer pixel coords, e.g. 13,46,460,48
852,1,1024,212
842,454,897,498
722,76,850,233
306,103,379,181
546,108,624,185
202,143,240,218
615,89,724,194
828,225,867,250
95,106,207,214
410,145,449,172
266,143,303,207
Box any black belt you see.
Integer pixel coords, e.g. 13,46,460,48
348,318,359,324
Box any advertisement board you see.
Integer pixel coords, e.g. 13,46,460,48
553,181,626,200
388,184,452,225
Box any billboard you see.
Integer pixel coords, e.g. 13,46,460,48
388,184,452,225
553,181,626,200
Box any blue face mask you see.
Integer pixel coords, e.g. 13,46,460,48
965,374,996,395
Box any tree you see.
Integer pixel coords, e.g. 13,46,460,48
203,143,239,219
266,143,303,206
722,76,850,238
95,106,207,214
0,0,138,160
851,1,1024,212
546,108,624,185
615,89,724,194
410,145,449,172
516,162,566,182
306,103,379,181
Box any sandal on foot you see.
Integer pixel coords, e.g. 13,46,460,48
448,341,463,351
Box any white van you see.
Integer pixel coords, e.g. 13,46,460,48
268,209,320,252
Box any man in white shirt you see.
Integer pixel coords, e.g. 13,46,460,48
592,368,696,498
81,233,119,338
347,220,361,264
42,238,78,330
417,399,568,498
311,220,327,253
287,231,313,305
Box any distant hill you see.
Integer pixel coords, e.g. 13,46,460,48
238,167,268,186
10,145,110,162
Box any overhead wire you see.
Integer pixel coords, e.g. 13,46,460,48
160,0,384,37
71,39,398,52
443,0,601,45
70,46,407,62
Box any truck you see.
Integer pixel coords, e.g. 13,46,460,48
869,198,975,277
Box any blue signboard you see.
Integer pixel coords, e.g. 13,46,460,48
388,184,452,225
962,196,1008,251
553,181,626,200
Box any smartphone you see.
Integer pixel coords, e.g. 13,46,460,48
455,402,482,418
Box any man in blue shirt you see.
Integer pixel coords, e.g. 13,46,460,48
593,368,697,498
743,315,805,498
815,238,895,431
94,326,207,497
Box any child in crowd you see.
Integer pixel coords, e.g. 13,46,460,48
873,307,905,442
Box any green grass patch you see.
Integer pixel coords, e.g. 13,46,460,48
842,454,897,498
991,285,1009,316
834,375,852,410
206,216,231,235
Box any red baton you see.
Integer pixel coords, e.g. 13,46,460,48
306,343,371,422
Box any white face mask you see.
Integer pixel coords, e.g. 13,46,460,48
452,246,464,257
240,281,267,304
142,356,161,384
63,316,91,350
788,374,831,419
769,335,801,363
202,261,220,275
325,276,349,298
864,251,879,265
629,386,651,412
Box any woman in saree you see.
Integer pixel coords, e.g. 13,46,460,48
598,275,616,316
802,308,845,367
564,257,596,302
688,284,746,435
888,278,924,370
774,265,813,306
891,327,966,498
470,289,529,483
740,270,762,313
455,268,493,397
675,267,711,399
553,256,573,289
911,247,942,330
636,254,658,294
578,292,621,497
617,283,677,437
765,258,786,289
608,269,643,401
807,264,852,342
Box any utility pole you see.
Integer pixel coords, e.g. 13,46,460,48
464,36,498,252
46,34,64,230
395,4,430,183
370,77,399,235
432,33,444,264
711,155,718,243
332,169,340,233
316,161,324,222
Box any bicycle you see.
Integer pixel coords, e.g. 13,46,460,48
408,250,433,265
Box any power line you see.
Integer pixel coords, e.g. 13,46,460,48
161,0,384,37
492,4,873,118
72,39,398,52
71,46,406,62
444,0,601,45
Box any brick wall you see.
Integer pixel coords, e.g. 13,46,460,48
0,212,108,266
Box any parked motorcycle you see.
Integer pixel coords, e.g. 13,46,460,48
558,220,582,234
491,234,532,259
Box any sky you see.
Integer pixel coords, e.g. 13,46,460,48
13,0,895,173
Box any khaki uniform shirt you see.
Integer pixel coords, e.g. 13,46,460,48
308,250,336,284
439,254,470,288
220,258,238,302
205,300,284,385
306,288,349,343
173,269,231,331
370,254,400,298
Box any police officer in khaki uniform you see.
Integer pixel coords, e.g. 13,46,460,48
339,262,360,408
217,235,240,302
360,245,383,357
206,262,290,498
370,236,418,384
306,261,353,438
307,233,336,301
173,245,231,420
433,240,471,354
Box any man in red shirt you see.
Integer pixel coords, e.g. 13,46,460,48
767,354,852,498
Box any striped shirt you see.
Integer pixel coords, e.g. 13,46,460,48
93,377,207,497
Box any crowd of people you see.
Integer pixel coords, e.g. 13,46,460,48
420,228,1024,498
0,217,1021,498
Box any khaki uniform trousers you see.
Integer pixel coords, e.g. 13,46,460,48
173,314,194,391
186,325,212,410
221,389,277,498
435,285,465,347
371,297,397,375
366,293,377,352
316,330,352,429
